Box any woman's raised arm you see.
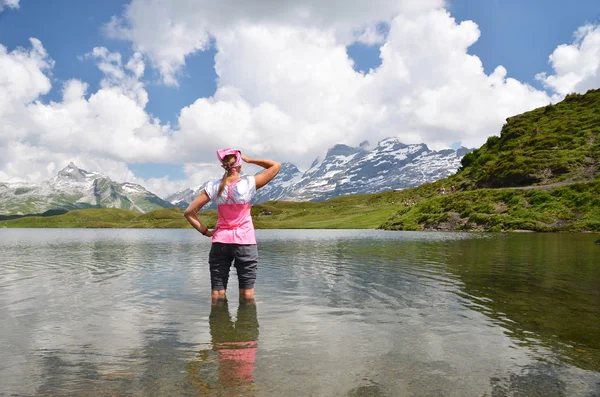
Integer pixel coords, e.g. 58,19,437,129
242,154,281,190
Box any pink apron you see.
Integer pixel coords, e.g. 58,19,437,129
212,180,256,245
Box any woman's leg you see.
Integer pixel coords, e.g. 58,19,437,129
212,289,227,303
233,244,258,302
209,243,234,301
239,288,255,302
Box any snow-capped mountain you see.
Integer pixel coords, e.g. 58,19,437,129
0,139,471,216
165,182,209,209
269,138,471,202
0,163,173,215
168,137,472,207
253,163,303,203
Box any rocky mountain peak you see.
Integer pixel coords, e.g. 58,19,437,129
326,144,364,158
375,137,411,150
308,156,321,170
56,162,92,182
279,162,301,177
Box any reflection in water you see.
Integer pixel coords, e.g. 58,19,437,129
441,234,600,371
189,300,259,395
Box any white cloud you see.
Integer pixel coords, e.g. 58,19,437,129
0,38,53,143
363,10,552,149
23,47,172,163
354,24,388,46
0,0,19,12
536,24,600,96
105,0,444,85
170,10,551,164
86,47,148,107
170,23,369,166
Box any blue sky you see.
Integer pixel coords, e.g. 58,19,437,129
0,0,598,194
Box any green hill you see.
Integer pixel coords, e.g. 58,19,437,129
457,90,599,189
383,89,600,232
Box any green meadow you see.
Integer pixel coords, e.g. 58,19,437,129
0,195,399,230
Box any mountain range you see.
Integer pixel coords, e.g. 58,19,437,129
0,163,173,216
168,137,472,208
0,138,472,216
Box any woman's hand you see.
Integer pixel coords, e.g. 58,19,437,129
205,229,214,237
241,154,251,163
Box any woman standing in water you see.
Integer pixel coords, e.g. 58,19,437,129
184,149,281,303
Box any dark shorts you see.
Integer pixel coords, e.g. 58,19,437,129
208,243,258,290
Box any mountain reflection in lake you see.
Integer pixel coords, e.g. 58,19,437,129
0,229,599,396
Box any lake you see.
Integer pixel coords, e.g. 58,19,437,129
1,229,599,396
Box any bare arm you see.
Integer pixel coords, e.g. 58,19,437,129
184,190,214,237
242,154,281,190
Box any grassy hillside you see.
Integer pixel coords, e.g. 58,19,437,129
382,180,600,232
456,90,599,189
251,192,404,228
383,89,600,232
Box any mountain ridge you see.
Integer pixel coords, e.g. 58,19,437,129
169,137,472,207
0,163,174,215
1,138,472,216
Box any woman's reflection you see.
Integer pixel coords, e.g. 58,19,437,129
210,299,259,388
189,299,259,394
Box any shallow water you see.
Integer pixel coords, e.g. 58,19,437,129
0,229,599,396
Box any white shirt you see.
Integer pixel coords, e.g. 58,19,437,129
204,175,256,204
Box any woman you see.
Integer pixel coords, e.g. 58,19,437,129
184,148,281,302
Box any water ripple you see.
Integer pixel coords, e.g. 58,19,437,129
1,229,599,396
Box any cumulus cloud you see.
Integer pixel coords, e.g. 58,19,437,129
0,38,53,147
536,24,600,96
86,47,148,107
364,10,551,149
0,0,19,12
105,0,444,85
170,24,368,166
169,10,551,165
24,47,171,163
